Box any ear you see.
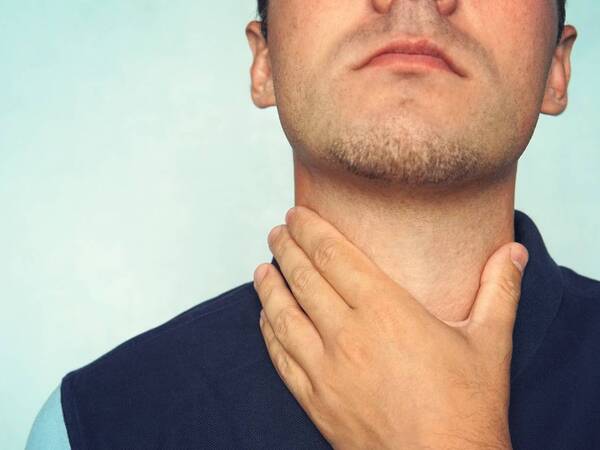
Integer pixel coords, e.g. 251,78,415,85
540,25,577,116
245,21,276,109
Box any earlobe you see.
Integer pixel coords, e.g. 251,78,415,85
245,21,277,109
540,25,577,116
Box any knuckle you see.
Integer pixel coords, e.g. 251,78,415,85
304,378,317,404
264,323,278,346
274,351,291,377
274,305,301,339
498,276,521,302
290,266,314,295
313,237,339,270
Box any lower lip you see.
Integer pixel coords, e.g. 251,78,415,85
365,52,454,74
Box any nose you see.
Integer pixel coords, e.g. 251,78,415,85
371,0,458,17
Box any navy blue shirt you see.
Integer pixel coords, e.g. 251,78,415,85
26,210,600,449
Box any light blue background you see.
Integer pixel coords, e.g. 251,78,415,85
1,1,598,447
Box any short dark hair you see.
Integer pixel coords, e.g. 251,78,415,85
257,0,567,45
257,0,269,40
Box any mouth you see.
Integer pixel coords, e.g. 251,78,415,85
355,38,467,78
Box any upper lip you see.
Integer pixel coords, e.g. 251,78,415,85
355,37,466,78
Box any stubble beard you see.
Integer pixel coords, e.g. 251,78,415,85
315,113,515,189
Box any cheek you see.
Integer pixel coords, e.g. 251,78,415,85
268,0,361,85
268,0,351,126
268,2,318,101
268,0,333,64
473,1,555,114
475,0,555,80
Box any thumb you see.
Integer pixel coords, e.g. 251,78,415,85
467,242,529,342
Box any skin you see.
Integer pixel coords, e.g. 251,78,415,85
245,0,577,447
254,206,527,449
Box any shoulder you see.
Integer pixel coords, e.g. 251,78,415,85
64,281,262,381
559,265,600,301
554,265,600,339
60,281,264,446
26,384,70,450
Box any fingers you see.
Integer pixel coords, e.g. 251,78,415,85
253,261,324,373
267,223,351,339
466,242,529,347
259,309,316,411
285,206,408,310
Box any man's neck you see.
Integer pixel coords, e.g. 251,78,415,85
293,155,517,323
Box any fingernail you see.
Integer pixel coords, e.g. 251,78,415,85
510,244,529,274
259,309,265,326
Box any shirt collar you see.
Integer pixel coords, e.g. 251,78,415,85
269,209,564,382
511,209,564,381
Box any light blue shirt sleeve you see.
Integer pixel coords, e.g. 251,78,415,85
25,383,71,450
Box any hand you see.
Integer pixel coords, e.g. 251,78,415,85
253,206,528,450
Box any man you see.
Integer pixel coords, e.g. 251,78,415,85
26,0,600,448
